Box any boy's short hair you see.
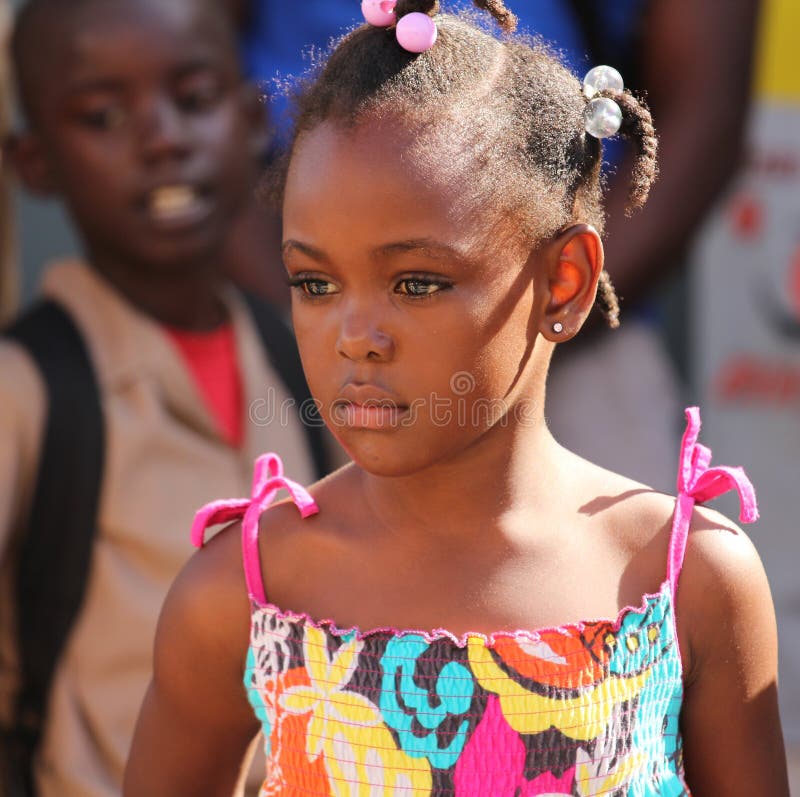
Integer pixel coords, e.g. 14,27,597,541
11,0,237,125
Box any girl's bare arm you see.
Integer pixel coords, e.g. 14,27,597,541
124,524,259,797
679,508,789,795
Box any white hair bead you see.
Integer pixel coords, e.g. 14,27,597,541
582,65,624,99
582,66,625,139
584,97,623,139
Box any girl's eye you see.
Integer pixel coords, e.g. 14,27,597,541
289,278,339,298
395,278,448,298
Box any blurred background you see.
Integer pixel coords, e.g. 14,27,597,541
2,0,799,790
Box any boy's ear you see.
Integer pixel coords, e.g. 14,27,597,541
537,223,603,341
4,131,58,196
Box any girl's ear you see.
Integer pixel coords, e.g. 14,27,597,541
3,132,58,196
537,223,603,341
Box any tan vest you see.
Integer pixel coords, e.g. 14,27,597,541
0,261,316,797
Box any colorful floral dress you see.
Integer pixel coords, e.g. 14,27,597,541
192,408,758,796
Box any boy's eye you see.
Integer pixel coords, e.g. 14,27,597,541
289,278,339,297
176,77,222,112
395,278,448,297
77,106,127,130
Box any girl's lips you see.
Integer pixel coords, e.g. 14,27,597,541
331,401,409,430
336,382,404,407
332,382,410,429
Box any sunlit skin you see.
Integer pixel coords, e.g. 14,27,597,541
283,120,560,478
8,0,264,328
124,116,788,796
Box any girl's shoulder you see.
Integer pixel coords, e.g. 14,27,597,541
252,462,370,603
677,503,771,679
562,457,677,564
156,465,358,684
601,461,769,683
577,455,758,568
162,465,359,658
600,463,764,603
256,460,363,550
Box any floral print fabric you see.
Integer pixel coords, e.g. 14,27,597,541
245,582,690,796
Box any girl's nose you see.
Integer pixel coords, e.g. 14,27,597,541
335,306,395,363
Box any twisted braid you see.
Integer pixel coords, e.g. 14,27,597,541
472,0,518,32
581,89,656,324
596,270,621,329
604,89,658,214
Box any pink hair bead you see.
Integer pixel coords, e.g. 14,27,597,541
361,0,397,27
395,12,438,53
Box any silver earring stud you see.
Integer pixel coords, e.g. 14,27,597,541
553,322,564,334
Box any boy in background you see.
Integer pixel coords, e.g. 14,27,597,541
0,0,14,322
0,0,326,794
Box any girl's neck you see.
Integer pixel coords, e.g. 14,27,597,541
358,412,568,545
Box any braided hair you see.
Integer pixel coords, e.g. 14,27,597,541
271,0,657,328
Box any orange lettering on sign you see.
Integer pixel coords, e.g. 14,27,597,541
714,355,800,406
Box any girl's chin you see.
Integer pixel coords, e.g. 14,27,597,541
336,435,464,479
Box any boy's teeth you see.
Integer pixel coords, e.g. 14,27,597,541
150,185,197,216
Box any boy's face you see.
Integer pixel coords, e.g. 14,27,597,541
15,0,262,276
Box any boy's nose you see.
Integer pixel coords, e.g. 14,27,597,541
335,306,395,363
138,97,192,162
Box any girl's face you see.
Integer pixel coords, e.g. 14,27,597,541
283,120,549,476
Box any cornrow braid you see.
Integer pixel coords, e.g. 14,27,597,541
472,0,518,32
602,88,658,214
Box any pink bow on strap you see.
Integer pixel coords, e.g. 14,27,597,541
676,407,758,522
667,407,758,599
190,454,318,604
191,453,318,549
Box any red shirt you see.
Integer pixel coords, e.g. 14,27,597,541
165,324,243,447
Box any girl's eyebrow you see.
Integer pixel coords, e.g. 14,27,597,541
375,239,471,266
281,240,330,264
282,238,471,268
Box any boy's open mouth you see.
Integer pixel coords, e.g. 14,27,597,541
143,183,213,228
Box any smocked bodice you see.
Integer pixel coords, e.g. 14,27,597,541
244,583,689,796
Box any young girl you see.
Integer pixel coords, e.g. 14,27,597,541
125,1,788,794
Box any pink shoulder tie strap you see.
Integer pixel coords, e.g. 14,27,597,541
667,407,759,601
190,453,319,604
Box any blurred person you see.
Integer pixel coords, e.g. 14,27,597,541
0,0,16,323
0,0,331,795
